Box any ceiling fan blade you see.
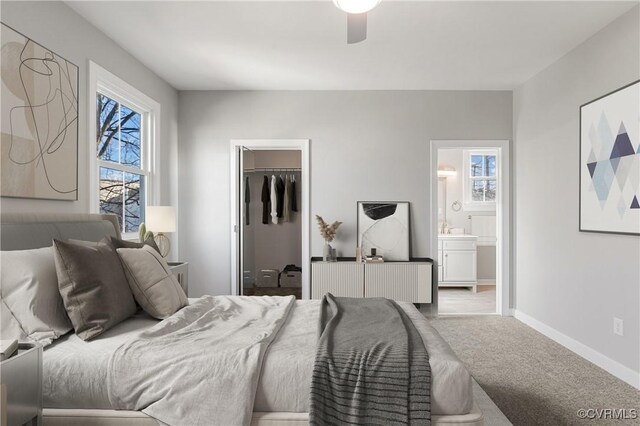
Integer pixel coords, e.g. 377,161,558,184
347,13,367,44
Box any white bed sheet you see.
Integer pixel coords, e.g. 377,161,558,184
43,299,473,416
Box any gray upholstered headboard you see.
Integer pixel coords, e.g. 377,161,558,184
0,213,121,251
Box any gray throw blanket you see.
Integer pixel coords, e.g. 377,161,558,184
309,294,431,425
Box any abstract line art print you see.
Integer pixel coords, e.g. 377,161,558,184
1,23,78,200
357,201,410,261
580,80,640,235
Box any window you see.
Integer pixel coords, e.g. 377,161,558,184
97,94,146,233
463,150,497,211
90,62,159,237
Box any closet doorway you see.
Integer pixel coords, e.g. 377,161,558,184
230,140,310,299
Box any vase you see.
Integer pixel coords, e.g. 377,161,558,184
323,242,332,261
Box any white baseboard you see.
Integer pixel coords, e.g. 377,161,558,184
514,310,640,390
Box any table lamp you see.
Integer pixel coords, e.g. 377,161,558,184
146,206,176,257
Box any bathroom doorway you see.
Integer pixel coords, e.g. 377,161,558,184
430,140,510,316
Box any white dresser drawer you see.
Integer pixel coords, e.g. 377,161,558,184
442,239,476,251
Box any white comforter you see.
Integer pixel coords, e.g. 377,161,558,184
107,295,294,426
43,299,473,417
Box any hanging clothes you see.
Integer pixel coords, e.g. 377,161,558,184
245,176,250,226
283,175,291,222
261,175,270,224
276,175,285,218
291,174,298,212
270,175,278,224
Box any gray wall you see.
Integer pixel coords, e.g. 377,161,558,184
178,91,512,297
513,7,639,373
0,2,179,253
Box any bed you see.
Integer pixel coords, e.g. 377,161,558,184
0,213,484,426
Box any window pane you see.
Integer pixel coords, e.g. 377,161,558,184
486,155,496,177
472,180,485,201
119,104,141,167
470,155,483,177
99,167,123,229
124,172,145,233
486,180,497,201
97,94,120,163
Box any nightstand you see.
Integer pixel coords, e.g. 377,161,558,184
0,343,42,426
168,261,189,296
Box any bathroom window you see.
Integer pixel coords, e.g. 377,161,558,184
463,150,497,211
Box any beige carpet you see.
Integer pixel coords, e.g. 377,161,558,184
429,316,640,426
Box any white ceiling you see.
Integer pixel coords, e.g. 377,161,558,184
66,1,637,91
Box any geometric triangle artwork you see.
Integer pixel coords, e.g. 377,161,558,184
598,112,615,160
631,195,640,209
614,155,633,191
587,162,597,178
591,159,615,205
610,122,635,159
610,157,620,173
618,196,627,218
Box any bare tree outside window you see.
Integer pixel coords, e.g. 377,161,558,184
469,154,497,203
96,94,145,233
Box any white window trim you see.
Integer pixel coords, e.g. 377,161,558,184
462,149,498,212
88,61,161,239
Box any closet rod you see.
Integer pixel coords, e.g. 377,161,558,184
246,167,301,172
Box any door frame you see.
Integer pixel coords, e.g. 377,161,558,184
429,140,511,316
229,139,311,299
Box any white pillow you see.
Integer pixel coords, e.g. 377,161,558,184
0,247,73,345
117,246,188,319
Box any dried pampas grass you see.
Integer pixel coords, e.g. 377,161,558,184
315,215,342,243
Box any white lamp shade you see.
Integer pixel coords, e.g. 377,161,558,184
437,164,457,177
146,206,176,233
333,0,381,14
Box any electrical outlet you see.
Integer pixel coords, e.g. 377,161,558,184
613,318,624,336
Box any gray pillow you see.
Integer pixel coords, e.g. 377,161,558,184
117,246,188,319
52,239,136,341
0,247,72,345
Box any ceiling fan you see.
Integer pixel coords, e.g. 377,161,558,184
333,0,382,44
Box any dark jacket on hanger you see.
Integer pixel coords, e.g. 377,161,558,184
291,179,298,212
245,176,250,226
276,176,285,218
261,176,270,224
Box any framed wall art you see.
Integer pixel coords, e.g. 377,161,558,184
357,201,410,261
580,80,639,235
1,23,78,200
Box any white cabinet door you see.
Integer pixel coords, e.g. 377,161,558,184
443,250,477,282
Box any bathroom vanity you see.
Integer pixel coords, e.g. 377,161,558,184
437,234,478,292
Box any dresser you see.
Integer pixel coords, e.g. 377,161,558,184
438,235,478,292
311,260,433,303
